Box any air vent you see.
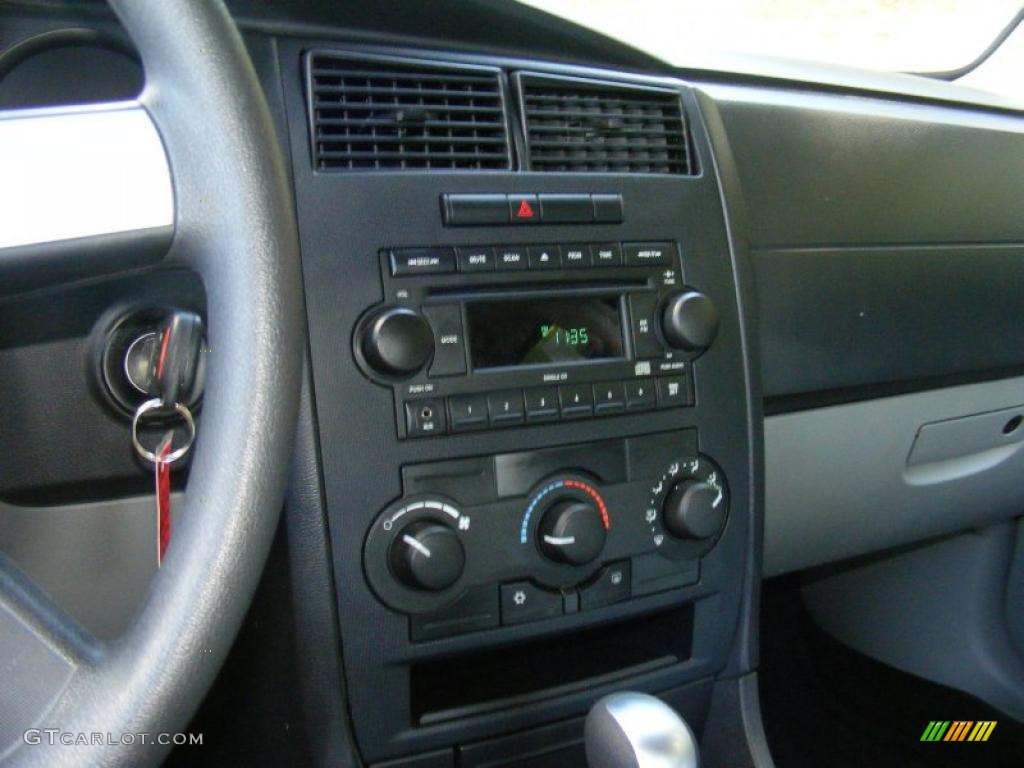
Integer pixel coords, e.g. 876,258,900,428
518,74,692,175
307,52,512,171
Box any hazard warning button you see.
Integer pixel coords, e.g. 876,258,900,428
508,194,539,224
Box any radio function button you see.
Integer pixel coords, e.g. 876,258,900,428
528,244,561,270
593,382,626,414
488,389,525,426
623,241,676,267
525,386,560,422
496,246,528,271
457,246,496,272
442,193,509,226
389,247,456,277
592,193,624,223
629,293,664,359
448,394,488,432
592,243,623,267
558,384,594,418
539,194,594,224
561,244,592,268
421,304,466,377
508,194,539,224
625,379,656,411
656,375,693,408
405,398,448,437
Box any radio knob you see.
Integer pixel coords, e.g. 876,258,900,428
538,500,607,565
360,306,434,378
389,521,465,591
662,480,725,540
661,291,719,353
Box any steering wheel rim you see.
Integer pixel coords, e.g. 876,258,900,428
0,1,302,765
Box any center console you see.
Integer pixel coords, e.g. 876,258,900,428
281,42,759,767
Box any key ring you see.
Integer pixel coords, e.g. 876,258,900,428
131,398,196,465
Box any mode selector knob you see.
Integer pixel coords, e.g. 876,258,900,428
390,521,465,591
661,291,719,353
360,306,434,378
662,480,724,540
539,500,607,565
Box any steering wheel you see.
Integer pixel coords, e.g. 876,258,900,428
0,1,301,765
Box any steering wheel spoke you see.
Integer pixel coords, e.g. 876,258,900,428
0,554,99,760
0,101,174,295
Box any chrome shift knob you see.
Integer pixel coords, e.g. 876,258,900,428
584,692,699,768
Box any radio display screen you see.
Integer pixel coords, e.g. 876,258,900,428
466,296,625,369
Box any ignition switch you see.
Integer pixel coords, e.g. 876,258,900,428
96,307,206,414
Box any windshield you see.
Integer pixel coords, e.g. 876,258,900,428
517,0,1023,75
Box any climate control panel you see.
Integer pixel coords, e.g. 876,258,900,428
362,431,728,640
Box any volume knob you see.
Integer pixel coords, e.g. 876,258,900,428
661,291,719,353
360,306,434,378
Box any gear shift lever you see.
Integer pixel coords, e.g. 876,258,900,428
584,692,699,768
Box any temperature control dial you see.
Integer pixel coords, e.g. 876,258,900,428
538,500,607,565
389,520,465,591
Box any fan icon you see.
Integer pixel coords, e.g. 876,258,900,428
513,590,527,606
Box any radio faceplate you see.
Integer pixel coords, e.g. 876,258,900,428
354,241,717,438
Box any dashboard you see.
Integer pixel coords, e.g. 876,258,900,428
2,1,1024,766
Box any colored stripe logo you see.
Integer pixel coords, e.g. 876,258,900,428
920,721,996,742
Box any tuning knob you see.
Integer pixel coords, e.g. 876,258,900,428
360,306,434,378
389,521,465,591
662,480,725,540
538,500,607,565
661,291,719,352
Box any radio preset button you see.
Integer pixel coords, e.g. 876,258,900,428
625,379,656,411
457,246,496,272
624,242,676,267
629,293,664,359
389,247,456,276
488,389,525,426
405,398,447,437
422,304,466,377
448,394,488,432
496,246,528,271
561,244,592,268
528,245,561,270
593,382,626,414
656,375,693,408
525,386,560,422
558,384,594,418
593,243,623,267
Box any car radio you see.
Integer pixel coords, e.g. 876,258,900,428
353,240,720,438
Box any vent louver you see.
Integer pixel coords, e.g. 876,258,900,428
518,74,692,175
307,52,512,171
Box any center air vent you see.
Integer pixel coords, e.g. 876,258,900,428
307,52,512,171
517,74,692,175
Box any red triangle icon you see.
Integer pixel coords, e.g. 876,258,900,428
516,199,535,219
